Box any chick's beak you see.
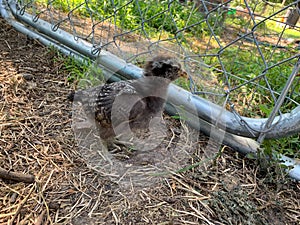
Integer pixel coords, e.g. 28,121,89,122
179,70,188,79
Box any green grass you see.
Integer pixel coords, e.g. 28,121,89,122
270,23,300,39
263,134,300,159
49,46,104,88
36,0,211,37
42,1,300,160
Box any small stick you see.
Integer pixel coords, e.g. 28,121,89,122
35,209,46,225
9,185,35,225
0,168,35,183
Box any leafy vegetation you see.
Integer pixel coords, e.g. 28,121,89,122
263,134,300,158
39,0,299,158
49,47,105,88
36,0,212,37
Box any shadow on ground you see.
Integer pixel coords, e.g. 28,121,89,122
0,17,299,225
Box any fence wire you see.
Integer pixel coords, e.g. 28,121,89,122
4,0,300,140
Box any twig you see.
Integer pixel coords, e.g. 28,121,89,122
9,185,35,225
0,167,35,183
35,209,46,225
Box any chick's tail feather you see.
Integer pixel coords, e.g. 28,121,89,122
67,90,85,102
67,90,76,101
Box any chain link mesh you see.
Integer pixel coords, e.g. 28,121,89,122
12,0,300,137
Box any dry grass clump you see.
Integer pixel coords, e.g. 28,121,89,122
0,17,299,224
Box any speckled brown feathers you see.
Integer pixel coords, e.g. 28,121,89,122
71,55,187,141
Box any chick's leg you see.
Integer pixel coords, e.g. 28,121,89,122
103,136,136,161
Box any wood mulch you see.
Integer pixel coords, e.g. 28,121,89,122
0,17,299,225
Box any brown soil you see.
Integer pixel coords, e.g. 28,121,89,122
0,17,299,225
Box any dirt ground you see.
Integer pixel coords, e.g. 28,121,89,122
0,17,300,225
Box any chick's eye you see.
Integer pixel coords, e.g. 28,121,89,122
173,67,179,73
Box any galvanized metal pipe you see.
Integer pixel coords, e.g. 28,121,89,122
1,0,300,181
4,1,300,139
257,57,300,143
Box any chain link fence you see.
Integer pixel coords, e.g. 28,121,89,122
1,0,300,179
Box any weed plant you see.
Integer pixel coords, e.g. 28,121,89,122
39,1,299,159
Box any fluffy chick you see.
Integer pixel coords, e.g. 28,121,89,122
70,55,187,151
